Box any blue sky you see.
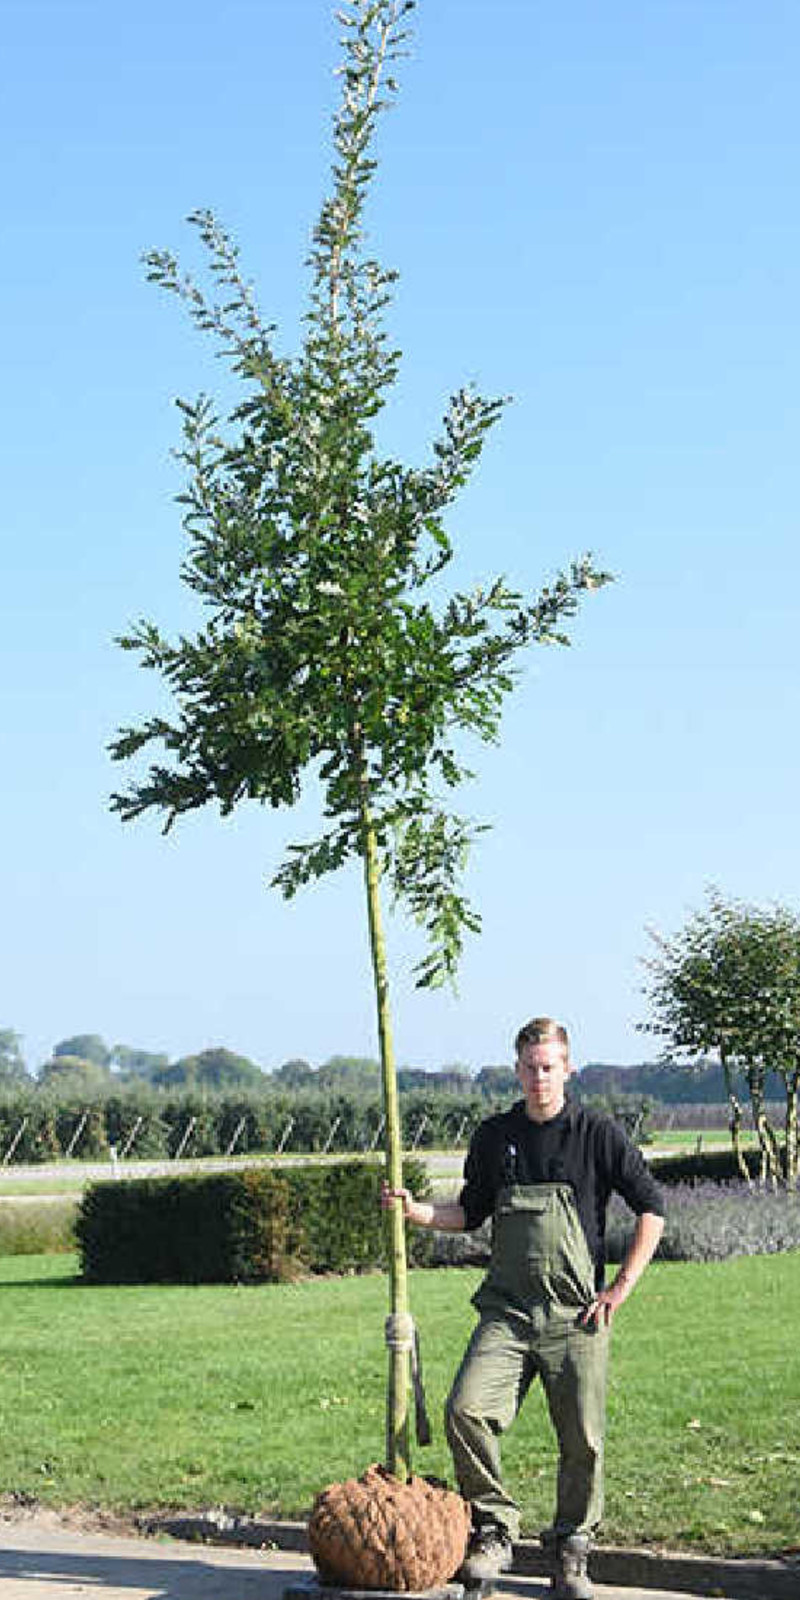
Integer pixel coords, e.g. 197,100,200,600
2,0,798,1075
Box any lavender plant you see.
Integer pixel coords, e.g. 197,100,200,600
606,1180,800,1264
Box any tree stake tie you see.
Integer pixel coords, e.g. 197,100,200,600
385,1311,431,1447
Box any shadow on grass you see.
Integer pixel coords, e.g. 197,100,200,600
0,1273,82,1287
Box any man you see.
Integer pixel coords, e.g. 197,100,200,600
384,1017,664,1600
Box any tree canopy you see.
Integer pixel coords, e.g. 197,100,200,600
474,1064,518,1097
38,1055,112,1091
150,1047,266,1091
273,1057,316,1090
111,1045,171,1080
53,1034,111,1068
0,1029,30,1086
110,0,608,994
317,1055,381,1093
642,888,800,1183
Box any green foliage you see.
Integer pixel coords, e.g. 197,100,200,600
317,1055,381,1093
0,1095,60,1162
474,1064,517,1096
578,1057,784,1104
164,1093,221,1156
642,889,800,1183
76,1173,260,1284
649,1147,764,1185
38,1055,112,1091
52,1034,111,1067
285,1156,432,1275
578,1092,654,1144
151,1046,266,1091
0,1029,30,1086
110,1045,170,1080
0,1083,504,1162
76,1158,432,1284
54,1104,108,1158
273,1057,315,1089
109,0,609,992
103,1094,171,1157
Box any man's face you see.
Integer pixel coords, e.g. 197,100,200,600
515,1039,572,1123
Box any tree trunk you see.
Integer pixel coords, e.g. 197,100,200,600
359,787,411,1480
784,1066,799,1186
748,1065,781,1186
721,1046,750,1184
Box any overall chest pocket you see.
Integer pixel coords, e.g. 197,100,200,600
488,1187,558,1300
488,1185,594,1308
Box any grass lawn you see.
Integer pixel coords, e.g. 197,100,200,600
648,1129,757,1150
0,1252,797,1556
0,1176,90,1195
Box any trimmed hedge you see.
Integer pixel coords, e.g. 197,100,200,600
650,1146,774,1185
75,1158,432,1284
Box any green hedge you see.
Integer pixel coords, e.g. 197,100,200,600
650,1146,770,1185
75,1158,432,1284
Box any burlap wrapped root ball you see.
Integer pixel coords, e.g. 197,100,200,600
309,1463,471,1591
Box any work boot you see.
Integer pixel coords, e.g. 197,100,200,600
550,1533,592,1600
540,1529,592,1593
456,1523,514,1585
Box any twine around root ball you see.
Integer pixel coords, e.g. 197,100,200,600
309,1463,471,1592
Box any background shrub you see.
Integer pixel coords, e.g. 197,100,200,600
650,1146,773,1184
103,1095,170,1158
75,1157,431,1284
0,1199,77,1255
0,1096,60,1162
54,1105,108,1159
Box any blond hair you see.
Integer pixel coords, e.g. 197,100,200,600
514,1016,570,1058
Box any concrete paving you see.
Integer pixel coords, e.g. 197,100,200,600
0,1519,761,1600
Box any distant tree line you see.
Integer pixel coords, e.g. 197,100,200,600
1,1026,784,1109
0,1028,776,1165
0,1083,769,1166
578,1059,784,1106
0,1031,521,1097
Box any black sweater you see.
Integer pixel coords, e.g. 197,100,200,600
459,1098,664,1288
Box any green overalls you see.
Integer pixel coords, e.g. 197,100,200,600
445,1182,609,1541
